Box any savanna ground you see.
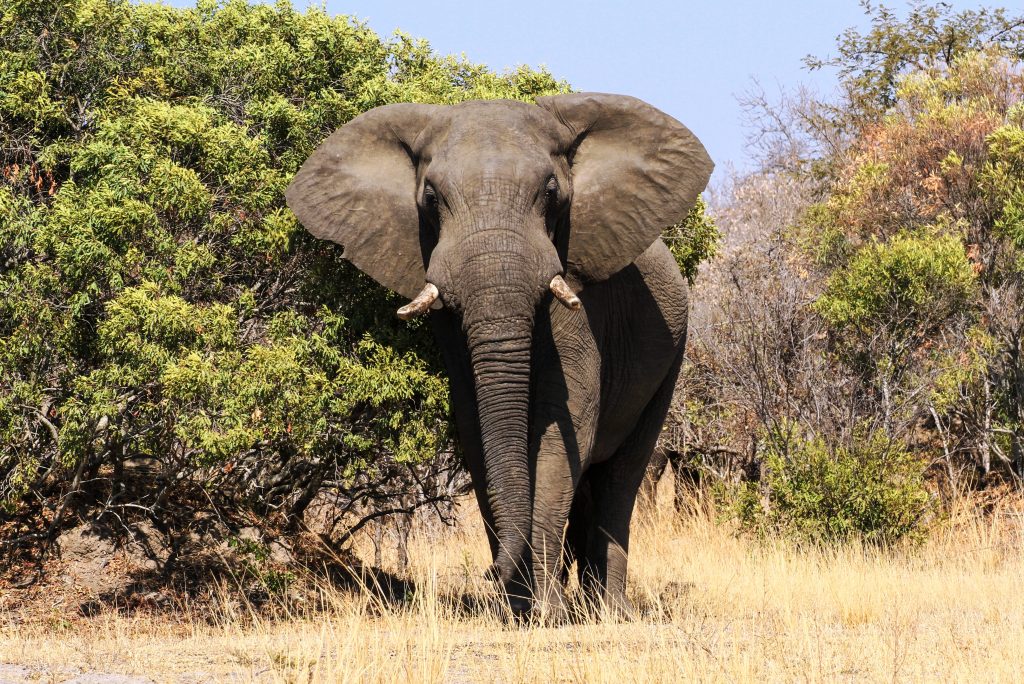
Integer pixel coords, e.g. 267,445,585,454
1,478,1022,683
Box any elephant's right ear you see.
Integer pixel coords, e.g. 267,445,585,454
537,93,713,283
285,104,439,300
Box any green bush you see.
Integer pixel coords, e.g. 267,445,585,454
734,423,931,545
663,195,720,284
983,123,1024,257
815,231,976,344
812,230,977,399
0,0,570,539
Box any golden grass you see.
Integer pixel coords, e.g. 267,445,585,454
2,484,1023,683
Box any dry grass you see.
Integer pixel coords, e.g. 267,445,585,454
2,483,1023,683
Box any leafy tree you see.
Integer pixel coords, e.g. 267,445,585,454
681,4,1024,529
803,49,1024,480
815,231,976,385
805,1,1024,121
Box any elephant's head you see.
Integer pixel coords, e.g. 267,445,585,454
285,93,712,586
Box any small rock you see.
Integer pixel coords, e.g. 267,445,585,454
268,541,292,565
140,558,160,571
140,591,172,608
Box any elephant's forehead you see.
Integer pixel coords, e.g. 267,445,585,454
426,101,564,154
432,148,559,201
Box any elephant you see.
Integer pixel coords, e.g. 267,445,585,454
285,93,712,620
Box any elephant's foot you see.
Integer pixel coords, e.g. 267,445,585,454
600,589,638,622
484,560,533,623
533,582,572,626
504,591,532,623
487,577,532,624
579,576,638,622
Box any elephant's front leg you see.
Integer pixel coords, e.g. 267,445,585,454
528,308,598,622
578,457,646,619
529,409,584,623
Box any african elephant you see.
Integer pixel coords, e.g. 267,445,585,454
285,93,712,620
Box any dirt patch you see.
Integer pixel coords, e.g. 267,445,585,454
56,524,131,596
0,663,249,683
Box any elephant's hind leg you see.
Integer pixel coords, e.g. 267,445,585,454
580,351,685,619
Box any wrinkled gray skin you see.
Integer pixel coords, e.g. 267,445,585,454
286,93,712,620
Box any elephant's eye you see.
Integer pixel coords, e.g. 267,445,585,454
543,176,560,241
544,177,558,205
423,184,439,210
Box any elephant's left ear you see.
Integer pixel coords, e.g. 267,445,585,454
537,93,713,282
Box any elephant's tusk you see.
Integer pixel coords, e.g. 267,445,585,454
397,283,440,320
550,275,582,311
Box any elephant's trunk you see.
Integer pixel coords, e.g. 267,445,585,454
431,218,556,601
466,317,534,591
